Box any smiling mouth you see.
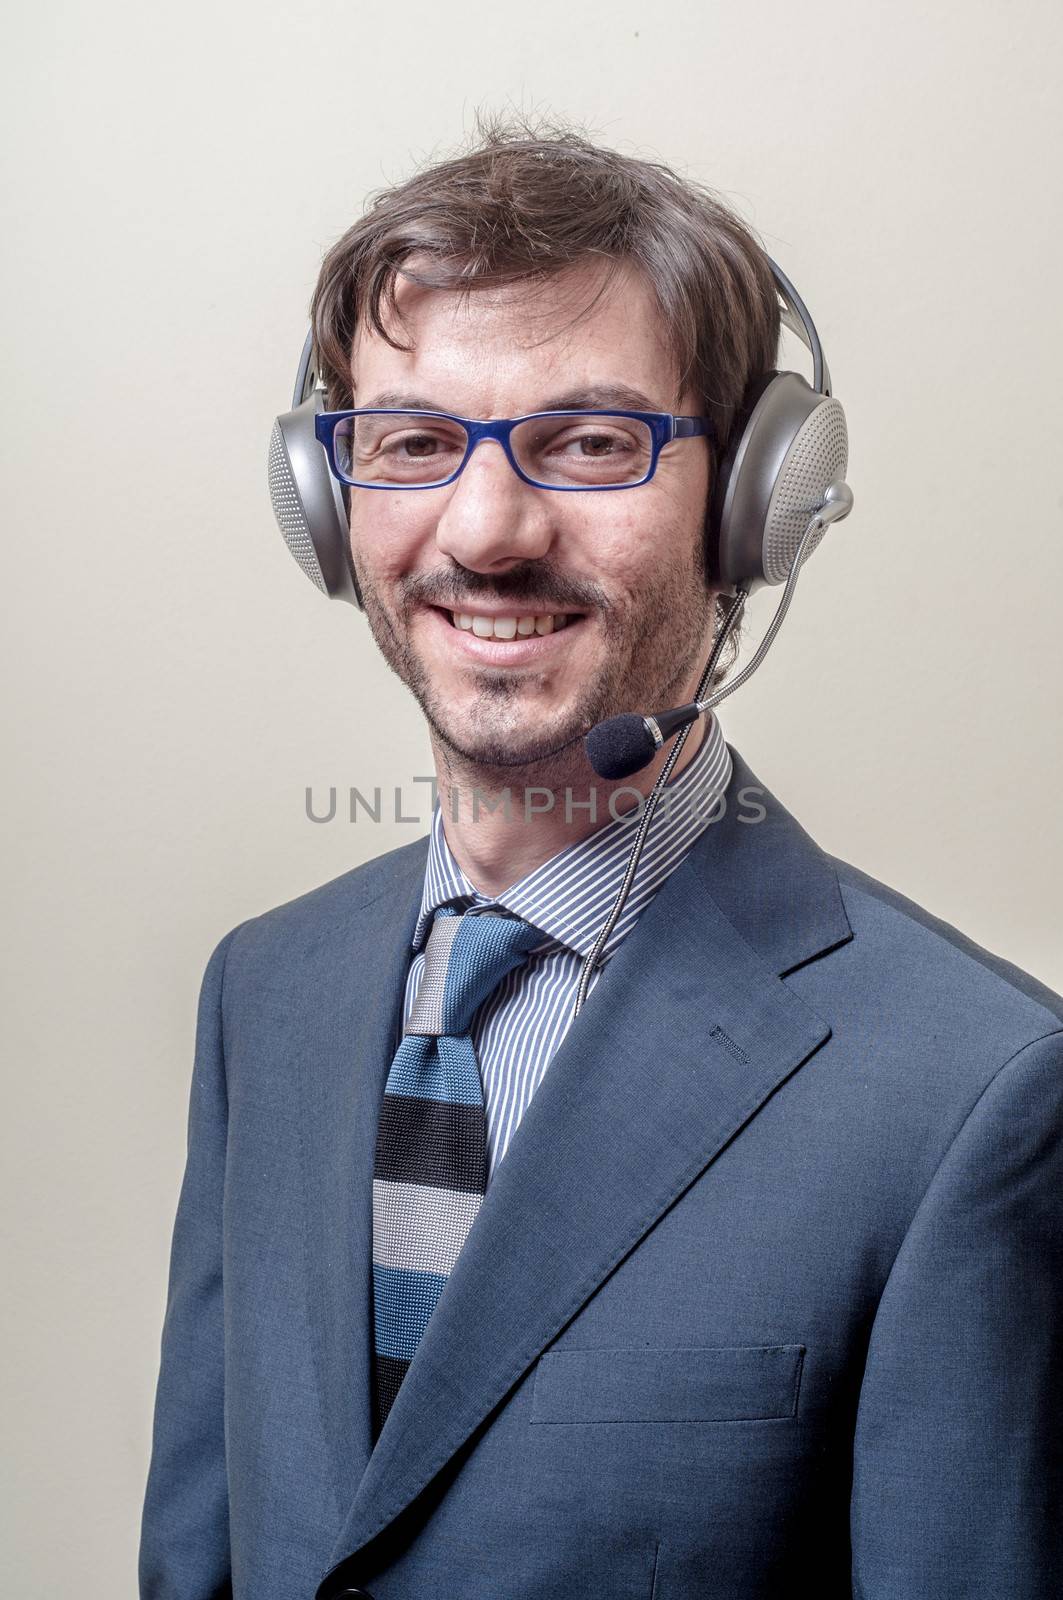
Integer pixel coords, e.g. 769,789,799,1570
435,607,581,640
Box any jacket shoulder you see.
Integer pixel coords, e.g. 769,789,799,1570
827,853,1063,1034
210,834,430,971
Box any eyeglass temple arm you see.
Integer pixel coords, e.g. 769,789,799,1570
672,417,717,443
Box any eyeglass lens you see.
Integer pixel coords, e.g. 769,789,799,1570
332,412,655,487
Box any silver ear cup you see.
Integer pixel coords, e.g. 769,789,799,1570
267,395,362,606
762,394,848,584
715,371,849,591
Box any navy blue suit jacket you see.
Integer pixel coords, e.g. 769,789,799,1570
140,746,1063,1598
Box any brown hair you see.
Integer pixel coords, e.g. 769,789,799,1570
310,113,779,659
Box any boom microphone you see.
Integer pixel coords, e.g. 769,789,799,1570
585,703,703,782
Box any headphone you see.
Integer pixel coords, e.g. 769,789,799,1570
266,255,848,605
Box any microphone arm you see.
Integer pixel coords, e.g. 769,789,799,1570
697,481,853,714
573,482,854,1017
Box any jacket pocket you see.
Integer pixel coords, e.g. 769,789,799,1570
530,1344,805,1424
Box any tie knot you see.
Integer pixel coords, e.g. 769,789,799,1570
406,908,542,1038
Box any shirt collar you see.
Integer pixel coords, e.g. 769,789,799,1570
412,713,733,962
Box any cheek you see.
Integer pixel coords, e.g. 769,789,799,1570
566,495,702,598
349,496,434,585
562,501,644,584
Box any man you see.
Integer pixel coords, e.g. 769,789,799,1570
140,125,1063,1599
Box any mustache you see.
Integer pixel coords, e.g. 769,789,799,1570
400,561,611,614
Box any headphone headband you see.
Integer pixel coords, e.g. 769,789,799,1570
767,256,831,396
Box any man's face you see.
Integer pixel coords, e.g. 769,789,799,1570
347,259,716,778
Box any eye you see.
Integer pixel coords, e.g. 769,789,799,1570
340,413,469,484
548,426,638,457
511,414,654,486
379,427,461,458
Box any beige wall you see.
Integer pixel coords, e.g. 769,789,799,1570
3,0,1061,1589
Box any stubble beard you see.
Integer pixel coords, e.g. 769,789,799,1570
353,546,716,791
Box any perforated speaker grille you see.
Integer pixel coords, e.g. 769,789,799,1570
763,399,848,584
268,421,328,593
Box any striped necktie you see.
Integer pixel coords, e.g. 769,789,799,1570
371,904,543,1434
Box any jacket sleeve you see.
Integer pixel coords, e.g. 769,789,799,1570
139,924,247,1599
850,1027,1063,1599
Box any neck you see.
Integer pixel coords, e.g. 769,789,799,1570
429,714,709,899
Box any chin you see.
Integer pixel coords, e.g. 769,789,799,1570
429,702,590,773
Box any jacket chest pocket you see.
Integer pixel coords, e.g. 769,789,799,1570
530,1344,806,1424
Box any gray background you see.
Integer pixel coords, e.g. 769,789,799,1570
3,0,1061,1590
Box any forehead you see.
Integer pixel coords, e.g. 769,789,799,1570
350,258,684,414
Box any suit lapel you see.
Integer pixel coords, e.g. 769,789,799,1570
317,745,853,1586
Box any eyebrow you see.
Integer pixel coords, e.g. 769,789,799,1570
353,383,673,415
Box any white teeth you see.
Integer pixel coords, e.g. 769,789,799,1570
451,611,571,638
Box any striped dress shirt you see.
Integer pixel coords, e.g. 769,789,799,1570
403,714,733,1183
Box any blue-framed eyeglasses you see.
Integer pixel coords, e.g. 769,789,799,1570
314,408,715,492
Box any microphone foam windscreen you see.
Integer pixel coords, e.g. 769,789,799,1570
584,715,657,780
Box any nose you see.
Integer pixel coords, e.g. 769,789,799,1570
432,437,555,577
